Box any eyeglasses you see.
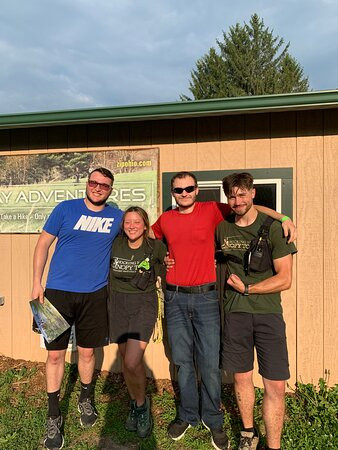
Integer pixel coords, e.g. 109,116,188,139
172,185,196,194
88,180,112,191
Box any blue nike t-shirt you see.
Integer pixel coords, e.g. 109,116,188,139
44,199,123,293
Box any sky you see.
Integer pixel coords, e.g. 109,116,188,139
0,0,337,114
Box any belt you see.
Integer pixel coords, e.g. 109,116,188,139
166,283,216,294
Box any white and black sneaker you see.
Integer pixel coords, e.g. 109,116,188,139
78,398,98,427
168,418,192,440
202,420,231,450
44,415,64,450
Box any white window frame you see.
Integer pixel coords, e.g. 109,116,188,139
172,178,282,212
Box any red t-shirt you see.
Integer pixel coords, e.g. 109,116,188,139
152,201,231,286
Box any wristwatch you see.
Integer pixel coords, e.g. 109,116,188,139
243,285,249,296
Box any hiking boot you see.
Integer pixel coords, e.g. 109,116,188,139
125,400,137,432
44,415,64,450
168,418,192,440
238,430,259,450
136,396,152,438
78,398,98,427
202,420,231,450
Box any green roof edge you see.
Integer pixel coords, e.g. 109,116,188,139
1,90,338,129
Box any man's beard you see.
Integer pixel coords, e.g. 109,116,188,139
176,195,196,209
232,202,253,216
86,192,107,207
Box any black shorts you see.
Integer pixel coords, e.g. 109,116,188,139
108,290,158,344
222,312,290,380
44,287,109,351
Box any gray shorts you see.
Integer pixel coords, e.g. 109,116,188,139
108,290,158,344
222,312,290,380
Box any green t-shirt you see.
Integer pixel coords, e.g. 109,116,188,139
216,212,297,314
109,236,167,294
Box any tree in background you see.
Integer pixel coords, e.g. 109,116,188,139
181,14,309,100
61,152,92,182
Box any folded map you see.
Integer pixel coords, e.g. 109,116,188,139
30,298,70,343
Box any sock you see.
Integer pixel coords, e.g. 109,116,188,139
243,427,255,433
79,382,92,402
136,400,146,409
47,390,60,417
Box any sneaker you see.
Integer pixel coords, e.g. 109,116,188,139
78,398,98,427
136,396,153,438
202,420,231,450
44,415,64,450
168,418,192,441
238,430,259,450
125,400,137,432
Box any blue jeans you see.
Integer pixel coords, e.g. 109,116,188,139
165,289,223,429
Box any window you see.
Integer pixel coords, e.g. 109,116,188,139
163,168,293,217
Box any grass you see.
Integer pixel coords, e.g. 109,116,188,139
0,361,337,449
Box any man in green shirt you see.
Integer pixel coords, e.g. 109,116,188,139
216,172,297,450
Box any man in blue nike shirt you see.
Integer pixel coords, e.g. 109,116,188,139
31,167,123,450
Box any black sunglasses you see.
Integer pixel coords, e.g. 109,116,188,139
172,185,196,194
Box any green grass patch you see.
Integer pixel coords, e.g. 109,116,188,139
0,360,336,449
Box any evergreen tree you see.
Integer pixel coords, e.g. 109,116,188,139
61,152,92,182
181,48,228,101
181,14,309,100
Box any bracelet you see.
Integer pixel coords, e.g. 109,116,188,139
281,216,290,223
243,285,249,296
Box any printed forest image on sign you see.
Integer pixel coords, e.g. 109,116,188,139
0,148,158,233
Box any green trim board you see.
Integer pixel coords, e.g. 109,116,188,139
0,91,337,129
162,168,293,219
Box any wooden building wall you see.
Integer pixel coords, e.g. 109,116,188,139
0,108,337,387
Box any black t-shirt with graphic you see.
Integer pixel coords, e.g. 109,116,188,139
109,236,167,293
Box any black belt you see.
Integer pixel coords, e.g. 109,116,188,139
166,283,216,294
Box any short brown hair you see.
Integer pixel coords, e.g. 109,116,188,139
170,171,197,190
89,167,114,183
121,206,150,240
222,172,254,197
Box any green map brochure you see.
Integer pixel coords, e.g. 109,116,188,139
30,298,70,343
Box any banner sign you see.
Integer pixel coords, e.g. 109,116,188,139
0,148,158,233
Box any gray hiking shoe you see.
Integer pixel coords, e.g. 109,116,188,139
238,430,259,450
136,396,152,438
44,415,64,450
78,398,98,427
125,400,137,432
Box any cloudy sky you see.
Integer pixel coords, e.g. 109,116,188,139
0,0,337,114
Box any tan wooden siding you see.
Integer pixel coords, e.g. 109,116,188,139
0,109,337,387
196,117,221,170
220,115,246,169
0,235,12,356
323,109,338,383
270,112,298,387
296,111,325,383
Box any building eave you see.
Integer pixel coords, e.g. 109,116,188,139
0,90,337,129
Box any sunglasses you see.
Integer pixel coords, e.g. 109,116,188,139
88,180,112,191
172,185,196,194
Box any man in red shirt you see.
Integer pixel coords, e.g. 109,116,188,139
152,171,296,450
